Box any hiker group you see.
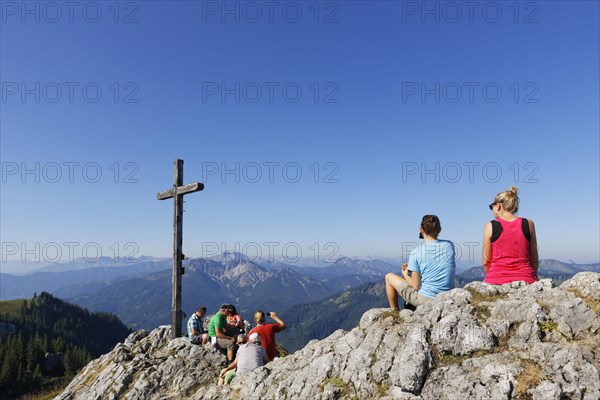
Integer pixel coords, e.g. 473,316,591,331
186,303,285,385
386,186,539,310
187,186,539,384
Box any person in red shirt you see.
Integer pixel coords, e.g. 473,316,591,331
248,310,286,361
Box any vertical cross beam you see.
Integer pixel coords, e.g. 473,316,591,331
157,159,204,339
172,160,184,339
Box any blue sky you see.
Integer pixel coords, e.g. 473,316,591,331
1,1,599,267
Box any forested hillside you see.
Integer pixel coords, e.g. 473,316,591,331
0,292,131,399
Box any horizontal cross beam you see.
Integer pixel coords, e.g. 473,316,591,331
156,182,204,200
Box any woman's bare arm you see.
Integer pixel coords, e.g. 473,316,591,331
482,222,492,273
528,219,539,273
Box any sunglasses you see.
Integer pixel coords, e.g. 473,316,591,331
488,203,497,210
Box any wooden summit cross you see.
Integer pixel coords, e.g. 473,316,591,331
157,159,204,339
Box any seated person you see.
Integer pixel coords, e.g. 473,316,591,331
186,306,208,345
226,305,245,336
249,310,286,361
236,333,247,345
385,215,456,309
483,186,538,284
219,332,270,385
208,304,238,362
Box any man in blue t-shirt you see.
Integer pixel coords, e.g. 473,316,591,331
385,215,456,309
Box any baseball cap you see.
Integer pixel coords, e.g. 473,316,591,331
249,332,261,343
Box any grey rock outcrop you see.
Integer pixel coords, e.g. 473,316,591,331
56,272,600,400
55,327,226,400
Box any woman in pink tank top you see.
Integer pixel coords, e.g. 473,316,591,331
482,186,539,284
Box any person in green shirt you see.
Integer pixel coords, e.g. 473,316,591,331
208,304,237,362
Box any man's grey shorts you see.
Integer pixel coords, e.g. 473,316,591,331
211,336,237,350
393,279,431,306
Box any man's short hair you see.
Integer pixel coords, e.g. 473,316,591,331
197,306,207,313
220,303,230,311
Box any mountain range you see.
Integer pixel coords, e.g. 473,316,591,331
0,258,172,300
2,255,597,341
66,257,398,330
278,280,388,351
0,256,168,275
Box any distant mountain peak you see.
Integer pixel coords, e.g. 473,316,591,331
218,251,251,264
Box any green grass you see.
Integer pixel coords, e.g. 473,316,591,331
320,377,349,395
465,288,508,305
431,322,520,367
376,382,389,396
0,298,30,317
515,359,544,399
381,310,402,323
538,301,551,314
322,377,347,388
370,353,377,367
19,377,71,400
538,321,558,332
185,379,214,396
276,344,290,358
465,288,508,324
278,386,288,398
432,349,489,366
566,288,600,315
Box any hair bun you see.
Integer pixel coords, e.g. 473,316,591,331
421,215,441,238
508,186,519,196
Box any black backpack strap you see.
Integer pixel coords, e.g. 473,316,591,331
521,218,531,242
490,220,502,242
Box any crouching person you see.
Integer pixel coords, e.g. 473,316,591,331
218,332,270,385
208,304,238,363
385,215,456,310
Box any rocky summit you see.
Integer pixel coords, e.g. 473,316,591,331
56,272,600,400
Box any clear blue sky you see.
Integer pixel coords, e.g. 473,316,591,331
1,1,599,266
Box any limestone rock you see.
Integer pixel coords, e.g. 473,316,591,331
56,272,600,400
